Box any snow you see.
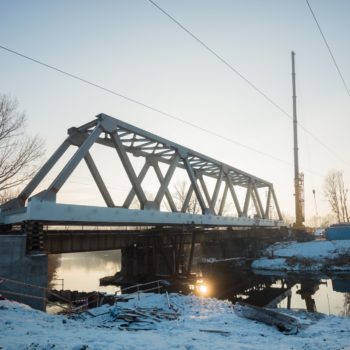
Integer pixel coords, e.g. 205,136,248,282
264,240,350,259
1,293,350,350
252,240,350,272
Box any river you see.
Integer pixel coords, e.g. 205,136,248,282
49,250,350,317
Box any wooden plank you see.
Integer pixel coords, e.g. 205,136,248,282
234,302,300,335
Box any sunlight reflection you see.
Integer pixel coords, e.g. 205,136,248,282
189,278,210,297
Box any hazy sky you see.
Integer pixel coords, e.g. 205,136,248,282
1,0,349,223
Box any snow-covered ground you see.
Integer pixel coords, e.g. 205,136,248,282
252,240,350,272
1,293,350,350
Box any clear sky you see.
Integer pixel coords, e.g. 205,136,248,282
1,0,349,223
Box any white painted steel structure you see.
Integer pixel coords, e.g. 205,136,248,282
0,114,284,227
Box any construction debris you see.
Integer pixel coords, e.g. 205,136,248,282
234,302,301,335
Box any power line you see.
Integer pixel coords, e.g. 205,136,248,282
305,0,350,98
0,44,289,166
147,0,292,120
146,0,350,168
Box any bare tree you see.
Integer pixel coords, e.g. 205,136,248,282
0,94,45,201
324,170,349,223
169,180,201,214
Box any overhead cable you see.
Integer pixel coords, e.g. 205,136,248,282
0,44,289,165
147,0,292,120
146,0,350,167
305,0,350,98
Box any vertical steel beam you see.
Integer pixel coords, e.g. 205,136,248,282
265,187,272,219
187,230,196,274
182,157,207,214
154,155,179,206
84,151,115,207
226,177,243,217
123,162,150,208
45,126,102,200
218,182,228,216
18,139,71,203
153,162,177,212
111,131,147,207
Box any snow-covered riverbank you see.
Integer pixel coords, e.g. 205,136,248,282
252,240,350,272
1,293,350,350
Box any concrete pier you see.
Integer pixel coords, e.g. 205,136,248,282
0,234,48,310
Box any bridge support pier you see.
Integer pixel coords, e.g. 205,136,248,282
111,233,194,285
0,234,47,310
23,221,44,253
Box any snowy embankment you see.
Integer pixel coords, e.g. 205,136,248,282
1,293,350,350
252,240,350,272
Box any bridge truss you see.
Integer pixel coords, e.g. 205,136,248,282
0,114,283,227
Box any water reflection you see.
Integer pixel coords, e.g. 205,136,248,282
48,250,121,294
48,251,350,317
201,266,350,317
276,279,348,316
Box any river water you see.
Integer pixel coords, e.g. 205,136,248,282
49,250,350,317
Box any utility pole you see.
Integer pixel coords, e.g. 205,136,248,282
291,51,305,229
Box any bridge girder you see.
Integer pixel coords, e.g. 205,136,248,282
0,113,284,227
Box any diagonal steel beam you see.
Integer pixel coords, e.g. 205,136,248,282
211,167,223,212
251,187,262,219
153,162,177,212
226,177,243,217
84,152,115,207
271,186,283,220
123,161,150,208
182,157,207,214
252,183,265,219
198,174,211,208
218,182,228,216
154,155,179,206
20,139,71,203
44,125,103,201
181,184,194,213
243,182,253,216
111,131,147,207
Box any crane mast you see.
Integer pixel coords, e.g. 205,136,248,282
291,51,305,229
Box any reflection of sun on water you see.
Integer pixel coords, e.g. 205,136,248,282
189,279,210,297
198,284,208,295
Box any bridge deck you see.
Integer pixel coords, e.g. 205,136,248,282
1,199,284,227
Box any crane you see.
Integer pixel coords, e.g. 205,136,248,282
291,51,305,229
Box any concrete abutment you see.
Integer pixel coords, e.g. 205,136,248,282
0,234,47,310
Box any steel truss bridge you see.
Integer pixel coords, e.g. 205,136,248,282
0,113,284,228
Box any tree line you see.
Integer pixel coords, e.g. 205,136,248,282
324,170,349,223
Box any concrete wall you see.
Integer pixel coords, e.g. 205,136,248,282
0,234,48,310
